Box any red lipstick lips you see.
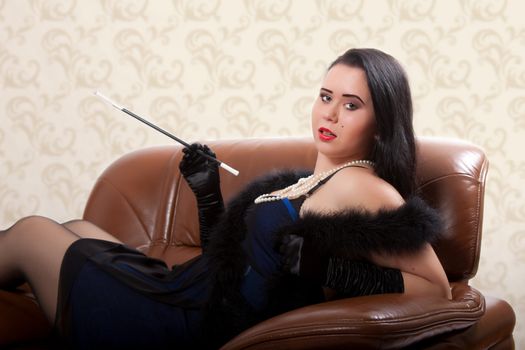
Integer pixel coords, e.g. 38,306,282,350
318,127,336,141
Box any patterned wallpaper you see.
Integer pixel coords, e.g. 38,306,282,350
1,0,524,346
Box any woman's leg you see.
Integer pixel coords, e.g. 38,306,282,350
62,220,123,244
0,216,80,323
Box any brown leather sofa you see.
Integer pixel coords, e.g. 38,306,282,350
0,137,516,349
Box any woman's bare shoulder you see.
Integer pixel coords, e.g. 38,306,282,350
331,167,404,213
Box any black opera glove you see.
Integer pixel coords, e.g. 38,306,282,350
179,143,224,250
279,234,404,297
324,257,404,297
179,143,221,200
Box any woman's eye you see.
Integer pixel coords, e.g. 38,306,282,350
320,94,332,103
344,102,357,110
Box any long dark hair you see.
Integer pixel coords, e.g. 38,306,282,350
329,48,416,199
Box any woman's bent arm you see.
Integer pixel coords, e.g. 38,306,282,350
371,244,452,299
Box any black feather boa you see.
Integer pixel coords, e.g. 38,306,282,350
273,194,443,261
202,169,443,348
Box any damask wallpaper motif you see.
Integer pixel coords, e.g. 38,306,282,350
1,0,524,346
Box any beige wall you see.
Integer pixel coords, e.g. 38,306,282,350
1,0,523,346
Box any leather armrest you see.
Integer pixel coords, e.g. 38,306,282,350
0,289,51,347
222,283,485,350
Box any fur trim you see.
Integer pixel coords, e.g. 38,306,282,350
274,196,443,261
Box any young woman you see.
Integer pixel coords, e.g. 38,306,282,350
0,48,451,349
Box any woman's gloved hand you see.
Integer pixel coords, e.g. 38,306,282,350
278,234,327,284
179,143,224,250
179,143,221,200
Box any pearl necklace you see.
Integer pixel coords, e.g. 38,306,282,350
254,159,375,204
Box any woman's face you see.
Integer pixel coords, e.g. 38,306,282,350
311,64,376,164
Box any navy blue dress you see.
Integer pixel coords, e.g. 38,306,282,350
56,198,301,349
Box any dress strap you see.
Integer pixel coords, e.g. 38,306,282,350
305,172,335,197
305,163,369,197
288,163,369,216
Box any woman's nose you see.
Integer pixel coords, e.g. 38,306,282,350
323,105,338,122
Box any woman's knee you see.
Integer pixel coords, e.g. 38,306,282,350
7,215,68,242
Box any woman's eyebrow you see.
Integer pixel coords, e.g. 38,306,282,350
320,88,365,105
